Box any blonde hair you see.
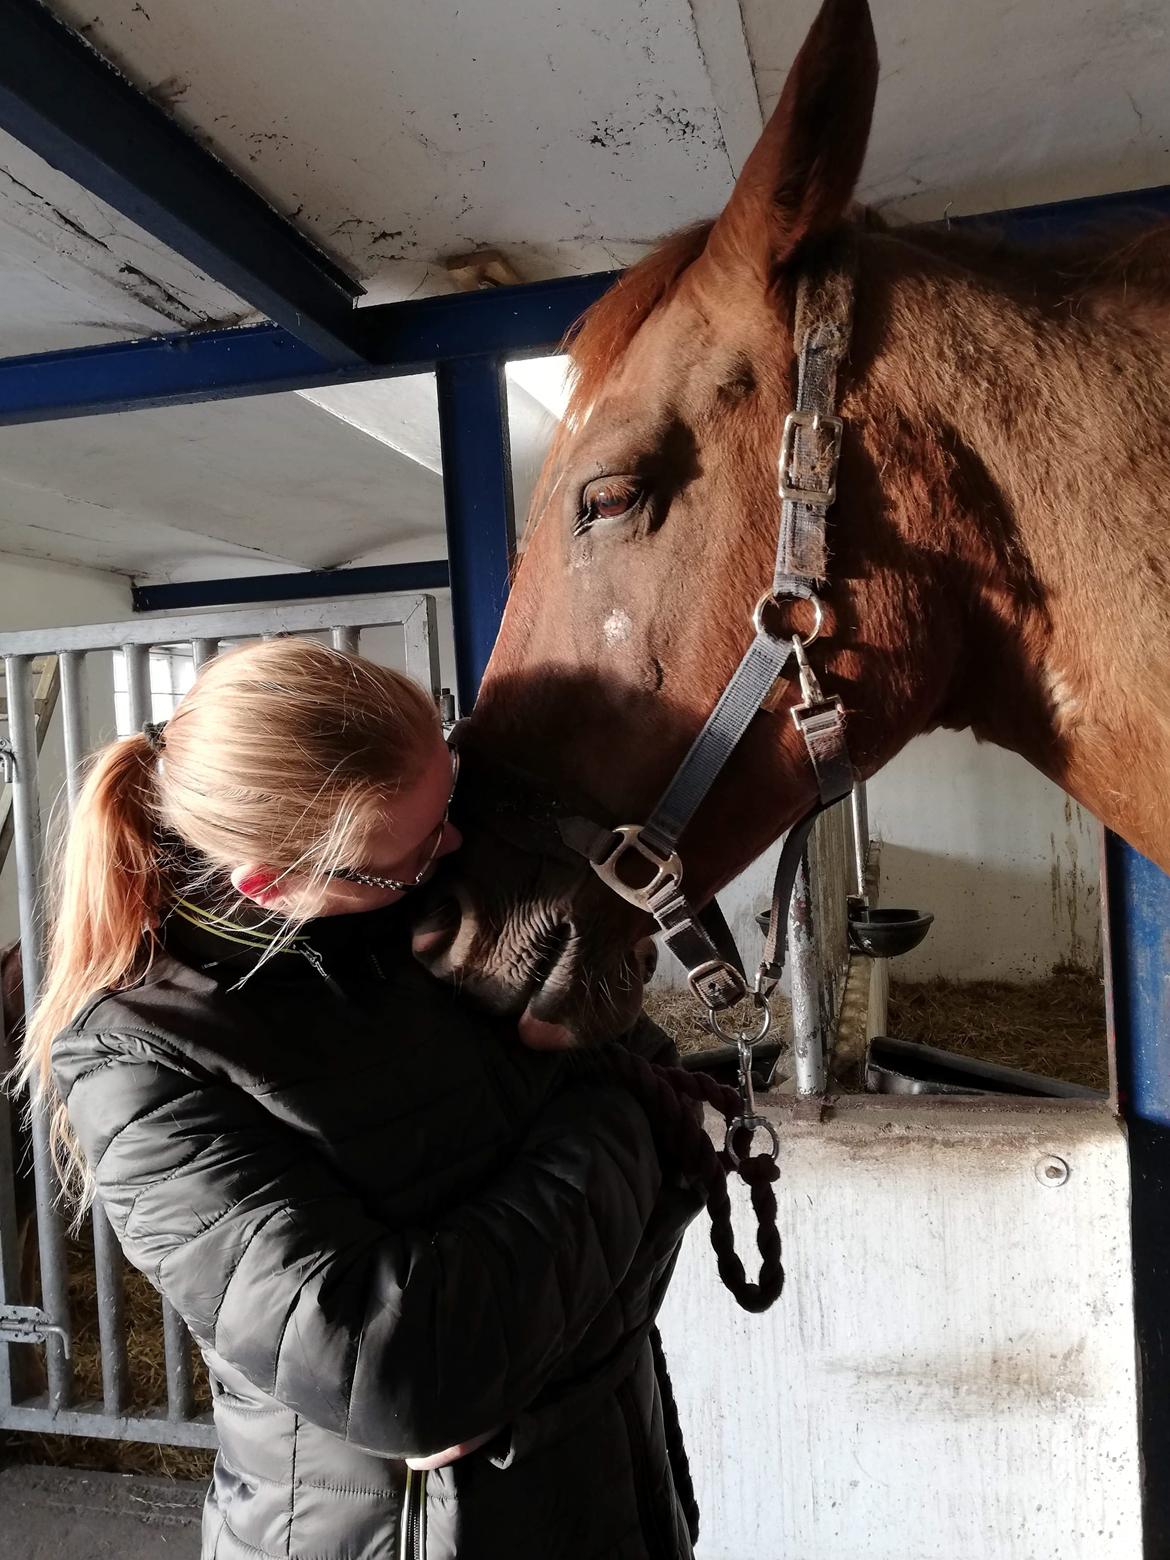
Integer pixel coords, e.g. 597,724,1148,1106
18,637,439,1204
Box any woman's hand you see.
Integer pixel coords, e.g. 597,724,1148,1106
405,1428,498,1470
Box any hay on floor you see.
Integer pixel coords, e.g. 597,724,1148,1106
643,986,792,1059
884,964,1108,1092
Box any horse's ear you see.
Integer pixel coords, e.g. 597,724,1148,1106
702,0,878,279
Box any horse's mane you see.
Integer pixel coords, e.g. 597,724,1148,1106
562,221,714,429
563,210,1170,420
520,203,1170,555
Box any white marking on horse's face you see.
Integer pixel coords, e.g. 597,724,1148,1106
603,608,632,647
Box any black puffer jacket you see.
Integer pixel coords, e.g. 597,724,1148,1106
52,898,702,1560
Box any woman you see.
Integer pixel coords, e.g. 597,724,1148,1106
19,637,702,1560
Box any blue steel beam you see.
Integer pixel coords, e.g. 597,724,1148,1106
960,182,1170,245
0,0,364,364
133,560,450,614
1105,833,1170,1130
0,272,617,426
2,183,1169,425
1103,833,1170,1557
436,357,515,708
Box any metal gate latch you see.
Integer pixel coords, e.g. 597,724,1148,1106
0,1304,72,1357
0,739,14,783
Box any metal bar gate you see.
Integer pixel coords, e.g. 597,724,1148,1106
0,593,440,1446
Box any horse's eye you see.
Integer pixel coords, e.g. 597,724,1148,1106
577,476,644,533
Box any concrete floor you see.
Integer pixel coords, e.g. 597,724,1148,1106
0,1463,204,1558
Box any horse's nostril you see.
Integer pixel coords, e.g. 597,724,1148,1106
410,898,460,959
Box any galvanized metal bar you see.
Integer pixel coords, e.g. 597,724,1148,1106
436,357,516,707
0,594,431,657
0,991,20,1411
0,1401,217,1446
191,638,219,671
330,626,361,656
4,655,72,1408
161,1301,195,1422
122,638,198,1417
89,1207,129,1416
58,651,88,810
403,598,442,701
61,653,131,1414
851,782,870,900
130,636,198,1422
788,847,826,1096
123,643,152,731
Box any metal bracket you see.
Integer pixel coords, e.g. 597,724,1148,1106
590,825,683,911
0,739,14,783
0,1304,72,1358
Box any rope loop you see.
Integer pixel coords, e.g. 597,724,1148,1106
585,1044,785,1315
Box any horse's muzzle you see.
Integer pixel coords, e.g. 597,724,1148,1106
409,831,649,1045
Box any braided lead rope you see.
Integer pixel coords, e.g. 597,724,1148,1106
589,1045,784,1315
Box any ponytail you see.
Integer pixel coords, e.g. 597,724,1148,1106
17,733,162,1205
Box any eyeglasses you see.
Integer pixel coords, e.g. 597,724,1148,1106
328,746,460,893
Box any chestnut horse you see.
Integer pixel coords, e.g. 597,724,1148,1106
415,0,1170,1041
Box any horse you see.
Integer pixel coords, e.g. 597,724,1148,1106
414,0,1170,1043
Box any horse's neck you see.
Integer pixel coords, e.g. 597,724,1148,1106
863,231,1170,865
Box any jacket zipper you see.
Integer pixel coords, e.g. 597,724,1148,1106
299,945,349,1001
399,1467,427,1560
617,1380,671,1560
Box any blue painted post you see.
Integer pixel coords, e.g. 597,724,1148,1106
1103,830,1170,1556
1106,832,1170,1126
436,357,515,708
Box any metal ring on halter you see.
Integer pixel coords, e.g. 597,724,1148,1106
753,589,824,649
707,993,773,1045
723,1114,781,1167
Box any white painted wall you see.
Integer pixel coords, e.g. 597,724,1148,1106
0,552,133,945
866,730,1101,981
650,730,1101,993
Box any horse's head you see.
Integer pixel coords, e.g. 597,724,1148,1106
414,0,1064,1039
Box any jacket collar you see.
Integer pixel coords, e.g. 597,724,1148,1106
159,882,411,987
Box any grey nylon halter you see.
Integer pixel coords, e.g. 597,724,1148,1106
555,242,857,1055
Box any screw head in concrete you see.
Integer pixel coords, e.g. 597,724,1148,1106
1035,1155,1070,1187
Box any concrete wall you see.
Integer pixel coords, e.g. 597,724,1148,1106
660,1095,1140,1560
0,552,133,945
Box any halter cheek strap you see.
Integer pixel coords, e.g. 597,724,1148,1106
569,240,857,1021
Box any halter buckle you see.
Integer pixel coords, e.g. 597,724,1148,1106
591,824,683,911
790,692,846,732
687,958,749,1009
779,410,844,506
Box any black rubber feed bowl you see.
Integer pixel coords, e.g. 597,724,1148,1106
848,907,934,959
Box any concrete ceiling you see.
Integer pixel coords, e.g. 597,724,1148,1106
0,0,1165,586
